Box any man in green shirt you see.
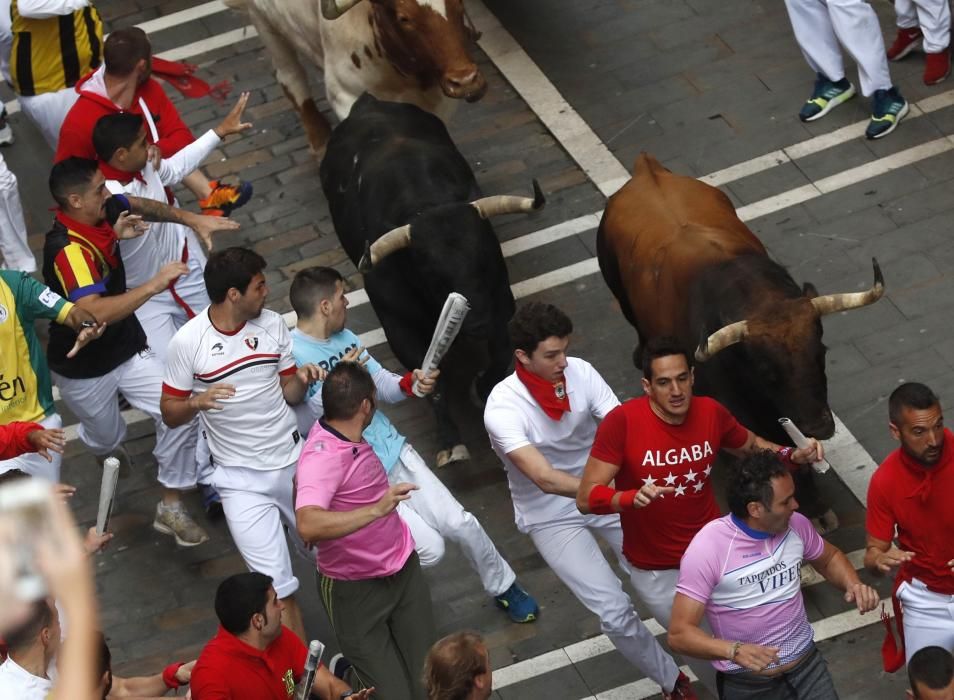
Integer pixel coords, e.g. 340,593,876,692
0,269,102,480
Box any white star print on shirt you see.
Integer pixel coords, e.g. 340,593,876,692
692,481,704,493
674,484,687,497
642,476,657,487
704,464,712,478
684,468,698,483
664,472,677,485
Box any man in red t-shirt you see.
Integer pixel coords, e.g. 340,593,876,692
56,28,251,217
865,382,954,671
577,337,822,691
190,572,371,700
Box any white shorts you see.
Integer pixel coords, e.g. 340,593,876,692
899,577,954,661
18,88,80,150
209,462,310,599
0,413,62,482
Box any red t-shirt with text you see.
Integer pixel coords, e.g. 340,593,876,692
866,429,954,595
590,396,748,569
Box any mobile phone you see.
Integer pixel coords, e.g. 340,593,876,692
0,479,57,601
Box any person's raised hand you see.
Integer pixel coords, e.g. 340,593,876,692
844,581,880,613
373,483,418,518
412,368,439,396
342,346,369,366
146,143,162,170
188,384,236,411
296,363,327,385
213,92,252,138
27,428,66,462
791,437,824,465
113,211,150,240
83,527,113,555
734,642,781,672
185,211,240,251
151,261,189,294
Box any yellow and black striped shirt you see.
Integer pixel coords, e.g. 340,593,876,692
10,0,102,96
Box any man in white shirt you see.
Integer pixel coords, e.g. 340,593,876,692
483,302,696,700
160,247,324,642
0,599,60,700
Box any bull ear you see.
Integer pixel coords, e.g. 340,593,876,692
802,282,819,299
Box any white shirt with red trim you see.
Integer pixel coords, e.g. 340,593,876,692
163,307,303,470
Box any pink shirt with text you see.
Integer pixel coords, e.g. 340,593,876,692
295,421,413,580
676,512,825,672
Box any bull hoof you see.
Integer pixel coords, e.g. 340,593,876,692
436,444,470,468
810,508,840,536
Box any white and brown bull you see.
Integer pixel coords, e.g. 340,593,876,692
224,0,486,152
598,153,884,524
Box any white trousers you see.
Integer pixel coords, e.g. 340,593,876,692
18,88,80,150
895,0,951,53
209,462,309,599
0,412,62,481
629,566,718,694
391,444,515,597
898,578,954,661
0,152,34,272
784,0,893,96
51,348,198,490
528,513,680,690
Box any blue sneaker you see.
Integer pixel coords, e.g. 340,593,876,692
798,73,856,122
494,582,539,623
199,483,224,520
866,87,909,139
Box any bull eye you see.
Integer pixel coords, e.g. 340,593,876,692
397,12,412,25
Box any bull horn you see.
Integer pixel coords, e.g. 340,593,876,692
810,257,885,316
321,0,365,19
358,224,412,273
470,179,545,219
695,320,749,362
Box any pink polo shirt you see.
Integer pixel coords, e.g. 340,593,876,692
295,420,413,580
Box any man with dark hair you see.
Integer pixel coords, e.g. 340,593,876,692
485,304,692,699
668,450,878,699
0,599,60,698
161,247,324,641
42,157,210,547
190,572,369,699
908,646,954,700
423,632,492,700
93,633,195,699
296,360,435,698
57,26,252,215
288,266,538,624
578,335,823,695
866,382,954,671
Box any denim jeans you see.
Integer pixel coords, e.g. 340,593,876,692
716,645,839,700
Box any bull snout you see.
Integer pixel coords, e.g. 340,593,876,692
441,68,487,102
800,410,836,441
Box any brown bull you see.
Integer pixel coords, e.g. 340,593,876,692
597,152,883,441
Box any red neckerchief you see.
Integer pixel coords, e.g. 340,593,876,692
55,210,119,268
151,57,231,103
515,361,570,421
897,432,952,503
98,159,145,186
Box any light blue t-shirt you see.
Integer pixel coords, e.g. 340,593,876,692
291,328,407,473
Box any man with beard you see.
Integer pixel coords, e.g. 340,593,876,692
867,382,954,670
160,247,324,642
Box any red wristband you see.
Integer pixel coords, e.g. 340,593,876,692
399,371,415,397
777,446,797,470
588,484,617,514
162,662,185,689
617,489,639,510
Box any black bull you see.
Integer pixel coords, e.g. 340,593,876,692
320,93,544,466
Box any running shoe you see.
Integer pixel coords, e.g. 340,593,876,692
866,87,909,139
798,74,856,122
924,49,951,85
494,581,539,623
887,27,923,61
153,501,209,547
199,179,253,217
663,672,698,700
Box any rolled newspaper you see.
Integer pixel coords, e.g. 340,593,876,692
778,418,830,474
96,457,121,535
297,639,325,700
413,292,471,397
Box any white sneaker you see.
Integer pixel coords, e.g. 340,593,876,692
153,501,209,547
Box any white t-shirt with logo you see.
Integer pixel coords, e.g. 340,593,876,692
163,307,302,469
484,357,620,532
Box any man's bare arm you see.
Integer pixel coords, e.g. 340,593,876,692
125,196,240,250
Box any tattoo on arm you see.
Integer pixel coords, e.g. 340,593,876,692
127,196,188,225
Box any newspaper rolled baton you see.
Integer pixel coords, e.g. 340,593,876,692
96,457,121,536
296,639,325,700
413,292,471,398
778,418,830,474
